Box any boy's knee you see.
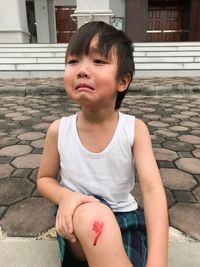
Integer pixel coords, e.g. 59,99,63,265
73,202,112,227
73,202,120,245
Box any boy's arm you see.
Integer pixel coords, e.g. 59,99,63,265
37,119,69,204
37,119,99,241
133,119,169,267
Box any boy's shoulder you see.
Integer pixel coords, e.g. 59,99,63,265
134,118,150,140
47,119,61,136
47,114,76,134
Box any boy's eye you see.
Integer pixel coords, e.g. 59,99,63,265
67,59,78,64
94,59,107,64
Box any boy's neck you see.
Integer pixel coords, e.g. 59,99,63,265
79,108,119,124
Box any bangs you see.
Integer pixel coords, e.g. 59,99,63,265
65,22,121,63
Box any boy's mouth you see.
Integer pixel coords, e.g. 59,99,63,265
75,83,95,91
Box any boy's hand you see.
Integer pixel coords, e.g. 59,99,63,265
55,192,99,242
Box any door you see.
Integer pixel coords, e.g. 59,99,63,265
55,6,77,43
147,5,183,42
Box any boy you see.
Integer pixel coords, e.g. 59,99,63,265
37,21,168,267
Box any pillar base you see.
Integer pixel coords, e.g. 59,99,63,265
0,30,30,43
73,9,114,28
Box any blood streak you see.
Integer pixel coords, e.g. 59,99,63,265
92,221,104,246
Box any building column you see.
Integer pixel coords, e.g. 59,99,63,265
34,0,50,43
74,0,114,28
0,0,30,43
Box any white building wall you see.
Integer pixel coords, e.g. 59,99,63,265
110,0,125,30
0,0,30,43
54,0,75,5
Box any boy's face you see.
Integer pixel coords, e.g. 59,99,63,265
64,36,128,109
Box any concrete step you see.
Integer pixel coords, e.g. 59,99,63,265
0,42,200,78
0,238,199,267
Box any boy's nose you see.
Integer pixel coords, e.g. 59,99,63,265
77,70,89,78
77,60,90,78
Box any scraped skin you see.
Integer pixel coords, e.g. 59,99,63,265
92,221,104,246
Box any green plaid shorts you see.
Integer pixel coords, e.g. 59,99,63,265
57,198,147,267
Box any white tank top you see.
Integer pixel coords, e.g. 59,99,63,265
58,112,138,212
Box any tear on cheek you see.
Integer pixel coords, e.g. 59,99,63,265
92,221,104,246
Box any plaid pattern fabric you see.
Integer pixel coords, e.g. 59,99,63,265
115,208,147,267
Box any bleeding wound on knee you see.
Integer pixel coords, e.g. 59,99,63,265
92,221,104,246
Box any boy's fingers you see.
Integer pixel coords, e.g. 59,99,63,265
83,195,100,203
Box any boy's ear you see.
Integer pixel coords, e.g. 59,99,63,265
118,73,132,92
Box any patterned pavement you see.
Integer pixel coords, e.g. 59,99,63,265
0,78,200,241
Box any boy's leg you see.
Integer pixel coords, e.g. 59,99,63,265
70,202,133,267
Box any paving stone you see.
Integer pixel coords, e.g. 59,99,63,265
158,161,175,168
0,156,14,164
193,186,200,202
174,105,189,110
169,203,200,240
32,188,41,197
154,129,179,138
173,191,197,203
0,131,8,137
169,126,188,132
0,207,7,220
29,168,38,183
9,128,27,135
150,134,165,144
160,168,197,190
12,154,41,169
0,178,34,205
178,135,200,144
194,175,200,184
164,140,194,152
177,152,193,158
12,115,32,121
0,137,18,148
0,145,32,157
17,132,45,141
143,114,161,119
171,114,189,120
161,117,179,123
180,121,200,128
153,148,178,161
41,115,58,122
26,109,40,115
21,118,42,126
0,164,14,179
32,148,43,154
32,122,50,130
148,121,169,128
165,188,175,208
181,111,199,116
31,139,44,149
5,112,22,118
175,158,200,174
11,168,32,178
191,117,200,123
0,198,56,237
192,149,200,158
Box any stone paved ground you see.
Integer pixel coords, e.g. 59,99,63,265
0,79,200,241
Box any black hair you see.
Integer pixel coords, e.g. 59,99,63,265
66,21,135,109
